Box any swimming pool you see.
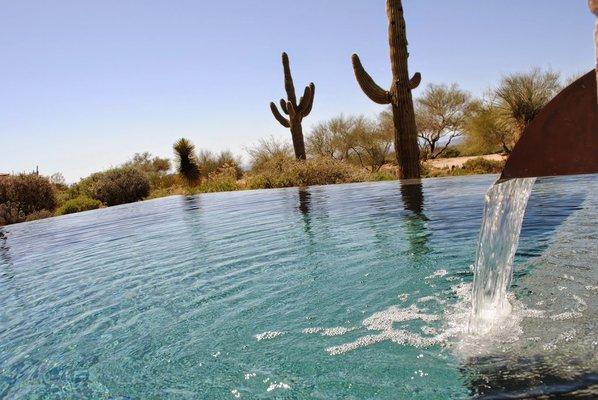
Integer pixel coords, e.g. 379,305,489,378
1,174,596,399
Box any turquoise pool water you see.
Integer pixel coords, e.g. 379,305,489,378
0,175,596,399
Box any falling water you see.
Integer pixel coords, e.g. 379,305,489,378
470,178,536,333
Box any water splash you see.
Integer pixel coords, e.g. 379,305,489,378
470,178,536,332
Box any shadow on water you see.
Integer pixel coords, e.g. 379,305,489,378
517,177,587,260
465,355,598,399
399,180,430,257
511,177,587,287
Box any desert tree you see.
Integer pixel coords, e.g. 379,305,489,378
351,116,394,172
269,53,315,160
49,172,66,186
415,83,473,159
125,152,171,174
462,102,514,154
494,68,561,142
307,115,393,172
307,115,359,161
352,0,421,178
461,68,561,155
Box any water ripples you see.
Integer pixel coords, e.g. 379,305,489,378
0,175,596,399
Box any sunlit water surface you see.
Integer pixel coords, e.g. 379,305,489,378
0,175,596,399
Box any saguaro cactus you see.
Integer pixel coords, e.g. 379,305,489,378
270,52,315,160
352,0,421,179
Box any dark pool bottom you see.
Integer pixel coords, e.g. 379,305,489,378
0,174,596,399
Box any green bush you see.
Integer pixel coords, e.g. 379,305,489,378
55,196,103,216
76,167,150,206
0,174,56,225
247,158,368,189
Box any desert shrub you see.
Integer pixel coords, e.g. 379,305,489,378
25,210,54,221
123,152,173,189
147,185,187,199
0,174,56,225
76,167,150,206
421,157,505,178
419,163,431,177
247,136,294,172
0,203,23,226
370,170,397,181
442,147,461,158
247,158,368,189
307,114,393,171
197,150,244,179
193,164,241,194
55,196,103,216
461,157,505,174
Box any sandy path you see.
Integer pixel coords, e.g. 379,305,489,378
424,154,506,170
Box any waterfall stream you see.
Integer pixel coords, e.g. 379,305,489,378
470,178,536,333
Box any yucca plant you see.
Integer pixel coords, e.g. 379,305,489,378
173,138,200,186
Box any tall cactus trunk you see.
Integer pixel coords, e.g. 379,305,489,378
270,53,315,160
290,123,307,160
388,0,420,178
352,0,421,179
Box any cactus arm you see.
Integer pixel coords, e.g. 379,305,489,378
270,102,290,128
280,99,289,114
302,83,315,116
298,83,315,116
282,52,298,106
352,54,391,105
298,85,311,111
409,72,421,90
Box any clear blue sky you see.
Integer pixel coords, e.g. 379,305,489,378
0,0,594,182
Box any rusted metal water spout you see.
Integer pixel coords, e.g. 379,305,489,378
499,71,598,180
499,3,598,181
